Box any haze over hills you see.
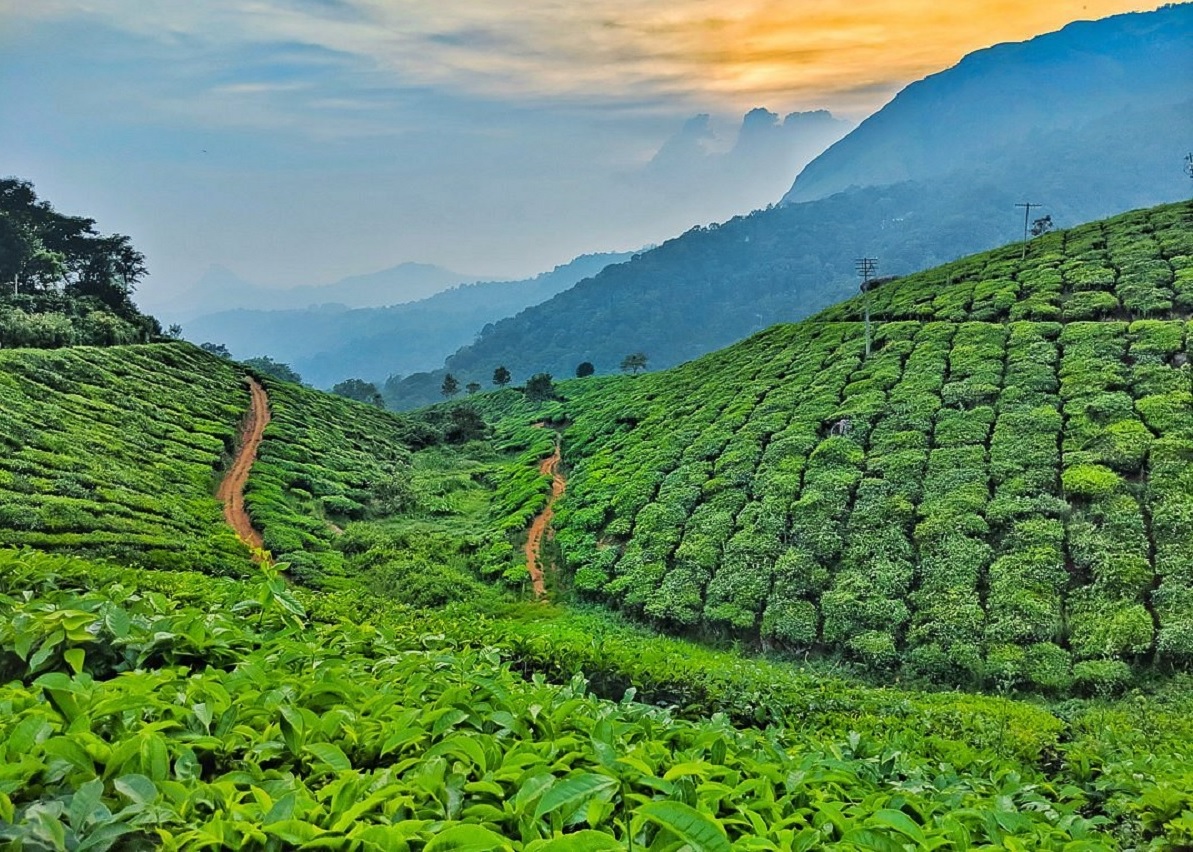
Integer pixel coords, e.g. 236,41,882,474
385,4,1192,410
783,4,1193,204
183,251,633,388
643,108,851,216
143,261,480,325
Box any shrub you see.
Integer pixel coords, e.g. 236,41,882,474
1062,464,1121,499
1072,659,1134,697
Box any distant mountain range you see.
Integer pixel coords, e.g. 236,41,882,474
384,4,1192,410
181,252,634,388
143,261,480,324
783,6,1192,203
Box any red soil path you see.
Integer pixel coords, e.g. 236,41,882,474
525,440,565,599
216,377,271,558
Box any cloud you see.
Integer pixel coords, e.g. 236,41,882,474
4,0,1165,125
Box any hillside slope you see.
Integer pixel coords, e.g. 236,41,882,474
0,343,428,576
386,6,1190,410
478,201,1193,689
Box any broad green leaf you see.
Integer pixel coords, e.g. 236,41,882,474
534,772,618,821
43,736,95,774
427,733,488,772
141,733,170,781
104,606,130,639
527,830,623,851
77,824,137,852
868,808,927,845
263,820,327,843
63,648,85,675
306,742,352,772
840,828,906,852
424,824,513,851
636,801,731,852
663,761,713,782
68,778,104,828
7,714,50,754
114,774,158,805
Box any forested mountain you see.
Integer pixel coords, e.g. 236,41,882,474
0,178,162,347
385,5,1190,410
183,251,632,388
782,4,1193,203
470,201,1193,688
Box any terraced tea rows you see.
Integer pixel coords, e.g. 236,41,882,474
489,201,1193,689
0,344,429,578
0,345,252,574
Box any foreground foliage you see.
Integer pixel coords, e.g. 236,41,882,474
2,549,1189,849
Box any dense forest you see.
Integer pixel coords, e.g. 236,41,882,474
0,179,163,348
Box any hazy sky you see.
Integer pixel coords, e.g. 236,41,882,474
0,0,1163,302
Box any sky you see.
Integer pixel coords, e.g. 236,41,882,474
0,0,1165,305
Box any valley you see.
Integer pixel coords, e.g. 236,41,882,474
2,4,1192,846
1,202,1191,847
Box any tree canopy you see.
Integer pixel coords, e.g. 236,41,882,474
620,352,648,374
331,378,384,408
0,177,161,348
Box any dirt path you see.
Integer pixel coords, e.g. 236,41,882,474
217,377,271,558
525,439,565,599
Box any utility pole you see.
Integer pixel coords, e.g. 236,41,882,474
856,257,878,358
1015,202,1041,260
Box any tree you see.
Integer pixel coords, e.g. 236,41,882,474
200,342,232,358
445,404,488,443
492,365,511,387
332,378,383,407
524,373,556,402
441,373,460,398
576,361,595,378
465,381,482,395
243,356,303,385
165,324,183,340
1030,215,1054,237
620,352,648,374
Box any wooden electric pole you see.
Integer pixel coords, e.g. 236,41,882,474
1015,202,1041,260
856,257,878,358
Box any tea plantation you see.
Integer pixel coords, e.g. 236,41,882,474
1,201,1192,847
477,201,1193,691
3,549,1191,848
0,344,432,578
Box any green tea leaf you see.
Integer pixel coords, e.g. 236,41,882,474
528,830,623,850
63,648,85,675
636,801,731,852
424,824,513,851
263,820,327,843
114,774,158,805
868,808,927,845
534,772,618,821
306,742,352,772
67,778,104,828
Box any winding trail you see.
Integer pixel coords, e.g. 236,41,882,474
525,438,565,599
217,376,271,558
